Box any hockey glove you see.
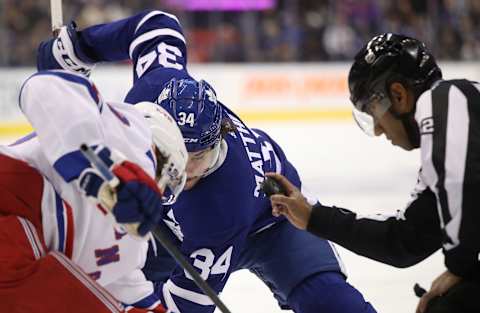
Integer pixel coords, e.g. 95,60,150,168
37,22,95,76
78,146,164,237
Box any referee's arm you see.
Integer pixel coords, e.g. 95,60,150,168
307,188,443,267
267,172,443,268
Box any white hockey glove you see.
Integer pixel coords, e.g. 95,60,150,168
37,22,95,76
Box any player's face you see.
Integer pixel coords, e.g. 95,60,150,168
184,144,219,190
373,110,413,150
373,83,416,150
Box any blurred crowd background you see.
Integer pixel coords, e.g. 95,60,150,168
1,0,480,66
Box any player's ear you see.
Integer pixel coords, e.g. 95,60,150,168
389,82,412,114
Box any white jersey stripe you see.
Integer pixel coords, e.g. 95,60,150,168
443,85,469,249
129,29,186,59
328,241,347,277
162,281,182,313
164,279,215,306
135,10,180,34
51,251,123,313
17,217,45,259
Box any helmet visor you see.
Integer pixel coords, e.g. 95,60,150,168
352,88,392,136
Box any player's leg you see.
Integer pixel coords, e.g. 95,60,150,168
236,220,376,313
287,272,376,313
0,154,125,312
0,214,125,313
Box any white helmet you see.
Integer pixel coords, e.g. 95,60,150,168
134,102,188,204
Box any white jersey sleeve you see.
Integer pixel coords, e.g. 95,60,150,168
19,70,108,181
18,70,155,182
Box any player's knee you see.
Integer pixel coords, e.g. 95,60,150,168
287,272,376,313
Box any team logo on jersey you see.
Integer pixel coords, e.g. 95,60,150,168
163,208,184,241
420,117,434,134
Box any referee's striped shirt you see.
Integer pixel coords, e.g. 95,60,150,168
416,79,480,277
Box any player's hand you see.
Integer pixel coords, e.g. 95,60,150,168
415,270,461,313
265,172,312,230
37,22,95,76
112,160,164,237
78,146,164,238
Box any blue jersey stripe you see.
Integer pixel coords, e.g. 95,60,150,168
127,293,160,308
146,149,156,170
55,191,65,253
53,149,90,182
9,132,37,146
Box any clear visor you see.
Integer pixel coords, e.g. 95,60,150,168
352,91,392,136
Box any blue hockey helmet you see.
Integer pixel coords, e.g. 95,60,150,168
156,78,222,152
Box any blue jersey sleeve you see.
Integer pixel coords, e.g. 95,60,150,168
78,10,187,81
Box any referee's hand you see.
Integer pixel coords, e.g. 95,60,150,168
416,270,461,313
266,172,312,230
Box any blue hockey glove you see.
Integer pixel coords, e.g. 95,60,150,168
78,146,164,237
37,22,95,76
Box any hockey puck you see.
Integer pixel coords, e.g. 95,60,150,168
261,177,287,198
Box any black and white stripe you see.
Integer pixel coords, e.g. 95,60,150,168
420,79,479,250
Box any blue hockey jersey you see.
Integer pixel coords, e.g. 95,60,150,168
76,10,306,312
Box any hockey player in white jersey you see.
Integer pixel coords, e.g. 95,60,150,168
0,70,187,312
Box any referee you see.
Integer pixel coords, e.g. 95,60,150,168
267,33,480,313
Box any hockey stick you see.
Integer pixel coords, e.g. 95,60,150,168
50,0,63,36
80,144,233,313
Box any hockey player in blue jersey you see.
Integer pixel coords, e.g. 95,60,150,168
37,10,377,313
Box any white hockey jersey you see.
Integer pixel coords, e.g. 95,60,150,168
0,70,161,308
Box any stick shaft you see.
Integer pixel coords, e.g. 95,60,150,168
50,0,63,34
79,144,232,313
152,226,232,313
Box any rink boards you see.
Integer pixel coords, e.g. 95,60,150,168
2,62,480,138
